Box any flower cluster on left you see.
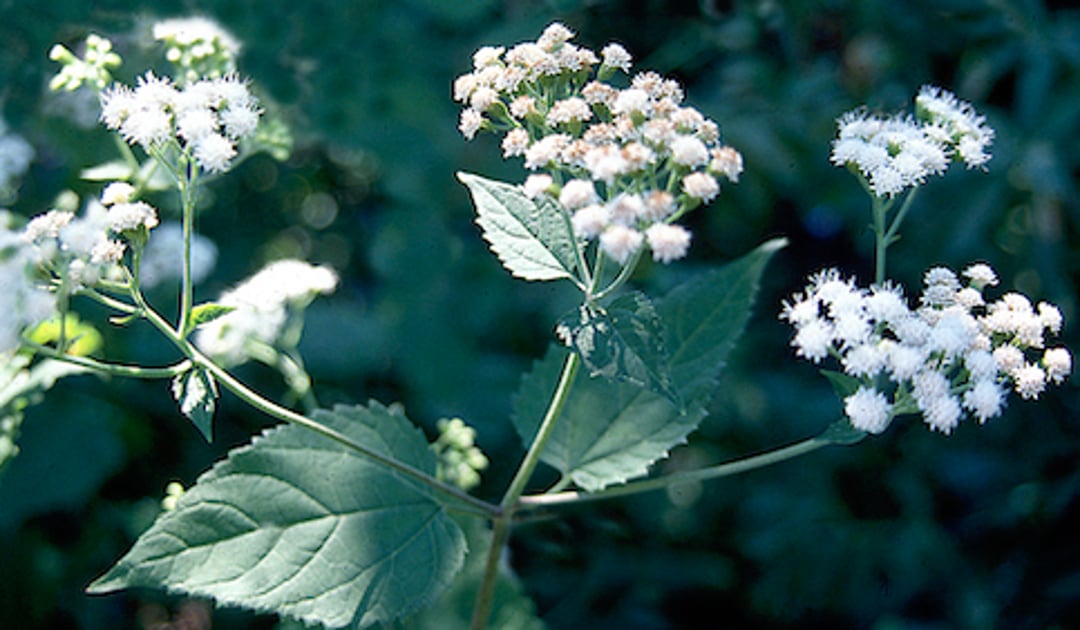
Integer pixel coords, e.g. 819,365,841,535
100,72,260,173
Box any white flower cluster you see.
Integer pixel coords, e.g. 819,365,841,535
782,263,1071,435
152,16,240,83
831,86,994,197
1,216,55,354
453,22,742,265
193,259,338,366
15,184,161,305
100,72,260,173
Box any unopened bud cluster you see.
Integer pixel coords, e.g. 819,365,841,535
431,417,489,491
782,263,1071,435
48,34,122,92
831,86,994,197
152,17,240,84
454,22,742,265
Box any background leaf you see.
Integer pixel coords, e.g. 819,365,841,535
559,291,678,406
457,171,578,282
513,239,786,491
87,402,467,629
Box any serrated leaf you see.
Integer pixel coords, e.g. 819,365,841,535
187,302,237,333
171,368,218,442
87,402,467,629
513,239,786,491
403,517,543,630
457,171,577,281
558,292,679,406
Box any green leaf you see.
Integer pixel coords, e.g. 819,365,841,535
457,171,578,282
186,302,237,334
820,417,868,446
403,517,543,630
87,402,467,629
558,292,679,406
820,369,862,400
513,238,786,491
170,367,218,442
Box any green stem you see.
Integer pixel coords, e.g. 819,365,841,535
20,341,192,379
872,195,889,285
518,435,829,510
472,350,581,630
177,159,198,336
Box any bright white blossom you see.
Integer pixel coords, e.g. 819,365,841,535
100,72,260,173
194,259,338,366
454,23,741,267
831,86,993,197
782,263,1070,435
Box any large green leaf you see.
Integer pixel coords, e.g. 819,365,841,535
513,239,786,491
88,402,467,629
457,171,578,282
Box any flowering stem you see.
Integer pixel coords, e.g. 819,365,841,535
472,350,581,630
177,160,198,337
518,433,831,510
20,341,192,379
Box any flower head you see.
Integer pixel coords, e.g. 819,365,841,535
832,86,994,196
782,262,1071,435
453,23,741,267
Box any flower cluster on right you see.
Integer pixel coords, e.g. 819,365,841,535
782,264,1071,434
453,22,742,266
831,86,995,197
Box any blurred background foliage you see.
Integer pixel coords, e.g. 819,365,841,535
1,0,1077,627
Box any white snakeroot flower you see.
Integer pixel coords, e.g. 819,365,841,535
458,108,483,140
607,193,646,225
843,342,886,378
599,224,642,265
845,386,893,434
547,97,592,126
193,133,236,173
669,135,709,167
559,179,598,210
524,134,570,169
1013,363,1046,400
963,380,1005,423
472,46,505,69
177,107,217,142
792,319,833,363
915,85,994,168
1042,348,1071,384
682,172,719,201
600,43,632,72
611,88,651,117
522,174,553,198
571,204,610,239
100,182,135,206
194,259,338,366
709,146,744,182
90,239,125,264
106,201,159,232
645,223,691,263
502,128,530,157
963,263,998,289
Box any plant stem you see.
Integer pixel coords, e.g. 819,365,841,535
472,350,581,630
20,341,192,379
518,434,830,509
177,160,198,336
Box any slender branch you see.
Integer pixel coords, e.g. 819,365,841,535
472,350,581,629
499,351,580,507
518,435,830,510
177,159,198,336
20,341,191,379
